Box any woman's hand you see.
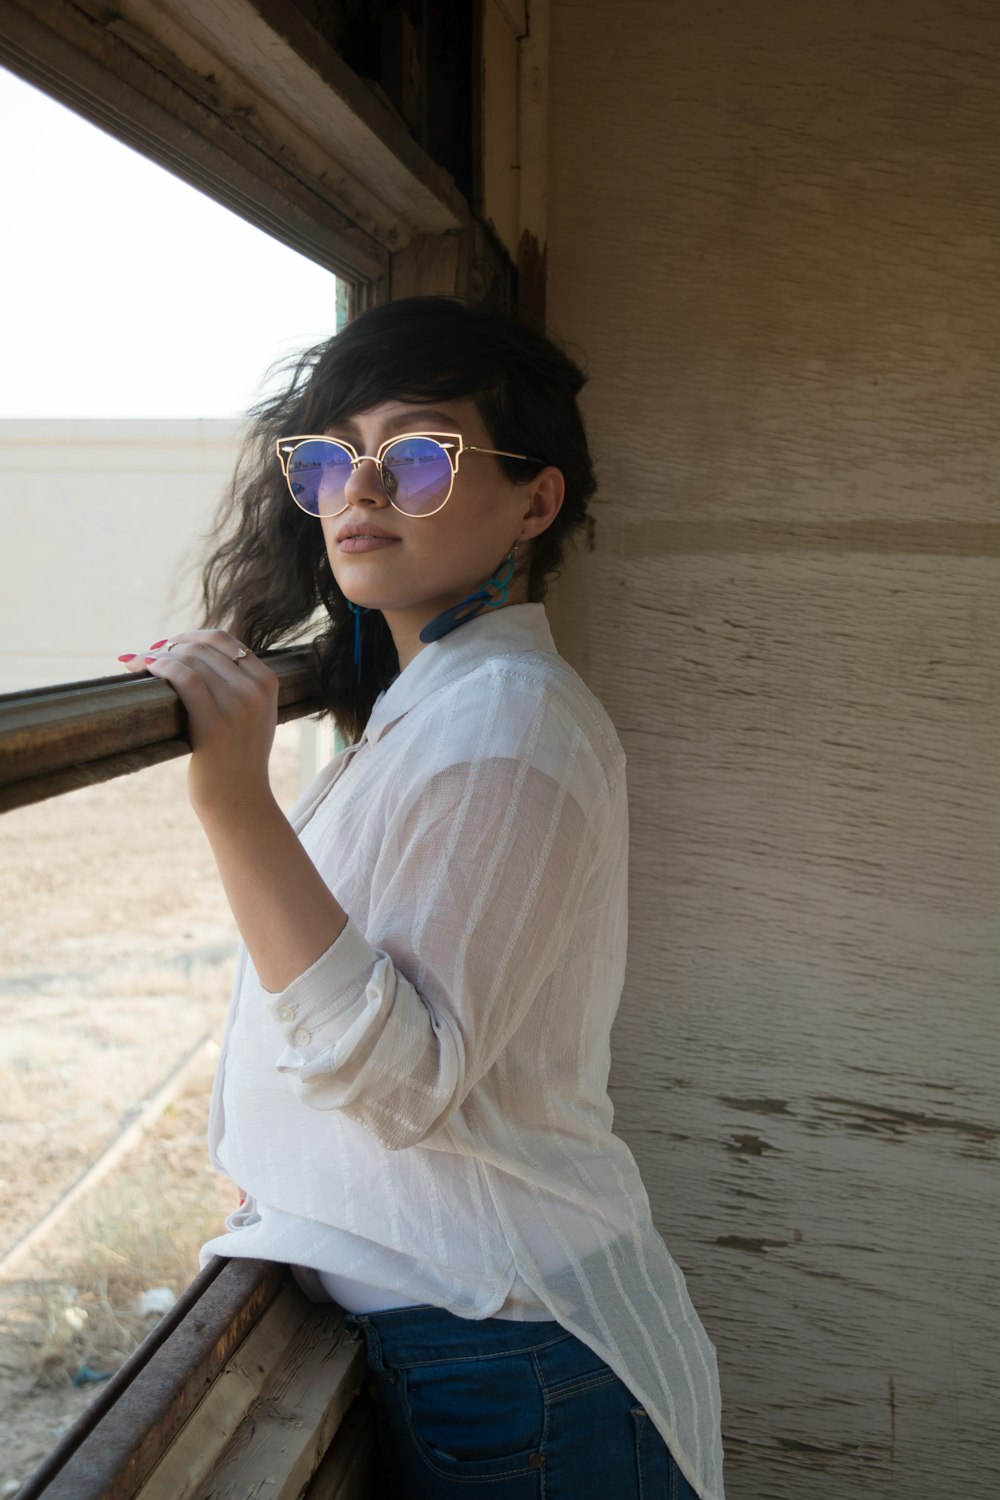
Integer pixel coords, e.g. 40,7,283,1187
118,630,278,822
117,630,346,990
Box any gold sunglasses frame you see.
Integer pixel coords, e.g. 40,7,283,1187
274,431,544,518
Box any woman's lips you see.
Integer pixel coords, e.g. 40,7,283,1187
338,536,401,552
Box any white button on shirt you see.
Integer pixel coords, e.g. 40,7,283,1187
200,603,724,1500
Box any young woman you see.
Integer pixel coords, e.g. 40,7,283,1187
118,297,724,1499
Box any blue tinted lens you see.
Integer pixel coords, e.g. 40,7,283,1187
285,440,353,516
383,437,453,514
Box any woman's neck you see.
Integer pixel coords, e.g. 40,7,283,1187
387,582,531,671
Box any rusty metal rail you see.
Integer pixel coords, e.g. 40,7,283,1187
0,647,326,814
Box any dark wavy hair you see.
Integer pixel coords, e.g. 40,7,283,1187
200,296,597,743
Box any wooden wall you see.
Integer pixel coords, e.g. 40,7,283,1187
544,3,999,1494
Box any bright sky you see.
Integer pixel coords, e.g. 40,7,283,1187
0,67,340,418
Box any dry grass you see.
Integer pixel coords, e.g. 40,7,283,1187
22,1073,233,1386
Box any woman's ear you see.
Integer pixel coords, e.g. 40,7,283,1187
520,465,565,540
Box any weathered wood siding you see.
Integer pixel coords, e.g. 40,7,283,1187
545,3,999,1495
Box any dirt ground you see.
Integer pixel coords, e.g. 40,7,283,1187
0,722,304,1493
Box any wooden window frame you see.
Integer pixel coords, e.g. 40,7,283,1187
0,0,473,310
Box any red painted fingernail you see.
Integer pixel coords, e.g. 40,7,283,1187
117,653,137,662
149,638,168,650
142,656,157,664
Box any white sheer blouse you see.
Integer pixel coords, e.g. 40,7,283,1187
200,603,725,1500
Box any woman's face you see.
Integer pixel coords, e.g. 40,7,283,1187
319,397,563,664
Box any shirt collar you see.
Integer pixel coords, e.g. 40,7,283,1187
365,603,557,744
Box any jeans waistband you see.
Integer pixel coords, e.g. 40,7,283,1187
342,1304,565,1374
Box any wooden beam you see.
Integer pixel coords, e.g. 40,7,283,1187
304,1396,378,1500
0,0,469,286
183,1294,368,1500
133,1287,312,1500
134,1284,368,1500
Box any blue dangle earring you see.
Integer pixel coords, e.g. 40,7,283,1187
346,600,373,683
418,540,521,646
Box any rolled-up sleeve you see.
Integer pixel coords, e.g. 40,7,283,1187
262,697,609,1151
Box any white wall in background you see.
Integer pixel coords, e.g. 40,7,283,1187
0,419,243,691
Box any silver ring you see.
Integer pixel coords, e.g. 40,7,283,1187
234,647,248,661
165,640,178,652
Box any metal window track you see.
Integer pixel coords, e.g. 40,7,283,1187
0,647,325,813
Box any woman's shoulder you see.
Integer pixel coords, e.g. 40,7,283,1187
493,647,623,758
407,645,625,798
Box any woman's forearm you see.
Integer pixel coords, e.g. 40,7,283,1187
199,792,348,993
115,632,348,991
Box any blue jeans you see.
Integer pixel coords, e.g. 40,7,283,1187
342,1304,698,1499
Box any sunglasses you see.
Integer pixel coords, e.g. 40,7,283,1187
275,431,544,518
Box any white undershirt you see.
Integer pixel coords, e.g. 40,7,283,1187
314,1267,422,1314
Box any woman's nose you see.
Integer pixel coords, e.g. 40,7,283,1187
343,457,390,507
